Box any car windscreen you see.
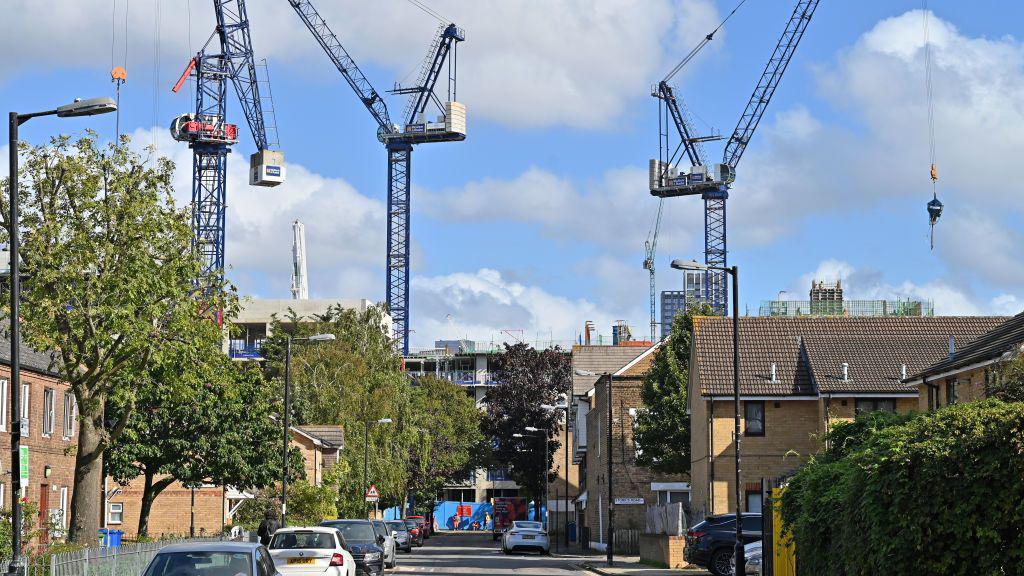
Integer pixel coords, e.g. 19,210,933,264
145,552,252,576
513,522,542,531
270,532,335,550
386,522,406,532
370,522,387,537
403,520,418,528
325,522,377,543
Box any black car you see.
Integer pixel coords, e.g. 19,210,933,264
684,513,762,576
320,520,385,576
402,519,424,547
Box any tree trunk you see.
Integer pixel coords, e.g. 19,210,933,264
68,410,103,544
137,472,176,538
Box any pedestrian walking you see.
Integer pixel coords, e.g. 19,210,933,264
257,508,280,546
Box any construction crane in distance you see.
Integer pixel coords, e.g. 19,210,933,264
643,198,664,342
170,0,285,293
291,219,309,300
650,0,820,315
285,0,466,354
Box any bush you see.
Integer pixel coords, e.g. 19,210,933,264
781,400,1024,576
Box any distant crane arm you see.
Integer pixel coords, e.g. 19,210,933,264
722,0,820,168
215,0,272,150
658,82,706,168
285,0,394,132
399,24,464,126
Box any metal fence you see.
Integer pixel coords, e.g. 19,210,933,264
9,537,223,576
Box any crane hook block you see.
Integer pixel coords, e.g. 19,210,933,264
927,196,943,224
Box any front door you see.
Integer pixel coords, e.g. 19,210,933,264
39,484,50,545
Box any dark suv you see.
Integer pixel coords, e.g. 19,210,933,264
684,513,762,576
320,520,386,576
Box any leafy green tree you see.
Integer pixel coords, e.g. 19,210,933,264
232,476,342,530
0,135,229,543
481,343,571,517
988,353,1024,402
633,303,712,474
106,354,287,537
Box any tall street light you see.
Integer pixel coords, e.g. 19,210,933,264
364,417,392,517
7,97,116,576
541,399,571,550
673,258,742,576
575,368,613,567
282,332,336,527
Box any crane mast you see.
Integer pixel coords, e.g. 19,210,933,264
651,0,819,315
291,219,309,300
286,0,465,354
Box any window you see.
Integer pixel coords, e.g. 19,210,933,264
945,379,958,406
742,514,763,532
42,388,56,436
0,379,7,432
744,401,765,436
745,492,763,514
855,398,897,416
656,490,690,506
63,392,77,439
108,502,124,525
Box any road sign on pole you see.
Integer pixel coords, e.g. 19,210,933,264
365,484,380,503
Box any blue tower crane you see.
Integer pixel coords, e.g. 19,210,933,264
651,0,820,314
171,0,284,291
285,0,465,354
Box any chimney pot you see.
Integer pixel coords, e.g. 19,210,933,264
770,363,777,383
948,335,955,359
841,362,849,382
900,364,907,380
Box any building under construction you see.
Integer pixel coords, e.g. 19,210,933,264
759,280,934,318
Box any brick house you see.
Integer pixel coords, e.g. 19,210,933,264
688,316,1004,518
106,424,343,538
578,342,690,551
0,333,77,543
904,310,1024,409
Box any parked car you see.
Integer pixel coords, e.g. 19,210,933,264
386,521,413,553
142,542,277,576
267,527,355,576
683,513,763,576
319,520,385,576
405,516,430,539
369,520,397,569
402,519,424,547
500,520,550,555
743,540,763,575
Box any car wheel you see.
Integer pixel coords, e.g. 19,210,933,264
709,548,734,576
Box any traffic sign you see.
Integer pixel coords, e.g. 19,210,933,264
365,484,380,502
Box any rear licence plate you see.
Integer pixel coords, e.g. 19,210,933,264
523,535,535,540
287,558,315,565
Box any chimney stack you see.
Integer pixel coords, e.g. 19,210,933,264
948,335,955,359
841,362,849,382
770,363,777,383
900,364,907,380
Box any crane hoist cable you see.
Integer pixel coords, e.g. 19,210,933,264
663,0,748,83
923,2,943,249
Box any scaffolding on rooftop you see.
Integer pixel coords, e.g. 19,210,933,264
758,298,935,318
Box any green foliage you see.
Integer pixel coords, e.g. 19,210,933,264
633,303,712,474
232,479,340,530
0,503,40,560
0,134,228,542
481,343,572,501
988,354,1024,402
781,400,1024,576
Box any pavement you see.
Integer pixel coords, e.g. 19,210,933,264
386,530,710,576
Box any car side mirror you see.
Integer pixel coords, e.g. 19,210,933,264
391,531,398,537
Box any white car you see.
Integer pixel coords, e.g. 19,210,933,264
501,521,550,555
744,540,763,575
268,527,356,576
370,520,398,569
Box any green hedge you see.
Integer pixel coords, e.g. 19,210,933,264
781,400,1024,576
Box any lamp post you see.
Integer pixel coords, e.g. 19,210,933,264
7,97,116,576
281,332,336,527
541,400,571,549
364,417,393,517
576,368,613,566
673,259,742,576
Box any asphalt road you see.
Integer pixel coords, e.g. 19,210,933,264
390,531,589,575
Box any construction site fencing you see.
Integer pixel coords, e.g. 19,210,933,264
10,537,223,576
758,299,935,317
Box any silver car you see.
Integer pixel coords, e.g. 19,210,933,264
370,520,397,569
385,521,413,553
142,542,280,576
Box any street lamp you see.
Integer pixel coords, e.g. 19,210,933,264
672,258,743,576
576,368,614,566
364,417,392,517
541,400,571,550
282,333,336,526
7,97,116,574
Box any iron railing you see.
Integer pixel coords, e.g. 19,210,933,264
7,537,223,576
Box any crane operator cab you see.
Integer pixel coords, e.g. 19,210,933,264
649,161,735,197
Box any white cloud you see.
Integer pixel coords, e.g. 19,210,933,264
0,0,721,130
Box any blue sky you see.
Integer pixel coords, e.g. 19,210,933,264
3,1,1023,348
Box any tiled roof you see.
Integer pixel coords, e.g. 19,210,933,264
571,345,647,394
906,311,1024,381
0,323,60,376
693,316,1005,397
296,425,345,449
615,341,663,378
802,335,949,393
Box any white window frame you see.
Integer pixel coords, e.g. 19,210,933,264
0,483,5,509
42,388,56,437
107,502,124,525
63,392,77,439
20,383,29,421
0,379,8,432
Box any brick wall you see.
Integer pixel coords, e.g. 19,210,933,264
918,366,989,411
640,534,691,569
107,480,225,539
0,366,77,542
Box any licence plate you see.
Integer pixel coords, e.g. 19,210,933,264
523,535,535,540
287,558,315,565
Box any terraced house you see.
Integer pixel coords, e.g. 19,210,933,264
687,315,1004,518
